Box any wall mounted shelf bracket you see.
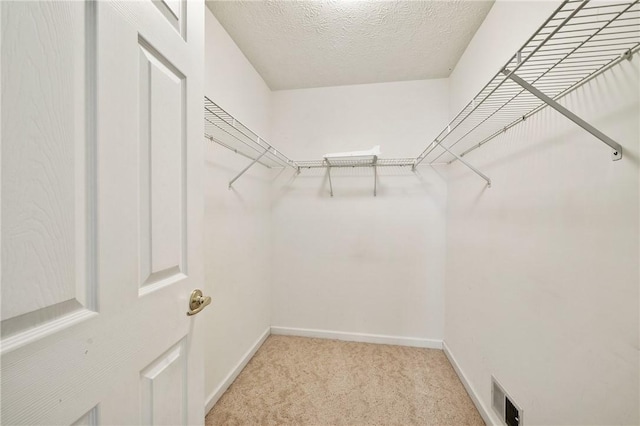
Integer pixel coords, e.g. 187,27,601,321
229,147,270,189
410,1,638,175
205,97,299,189
423,141,492,187
295,157,411,197
321,150,380,197
373,156,378,197
503,69,623,161
323,155,378,197
324,159,334,197
208,2,638,192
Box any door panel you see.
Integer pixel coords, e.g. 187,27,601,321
138,39,186,292
152,0,186,39
1,0,97,352
140,338,188,425
71,407,99,426
1,0,205,424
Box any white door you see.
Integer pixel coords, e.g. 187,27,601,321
1,0,206,424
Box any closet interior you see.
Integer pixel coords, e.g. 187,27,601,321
4,0,636,424
202,0,639,424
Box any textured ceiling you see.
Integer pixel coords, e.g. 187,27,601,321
206,0,495,90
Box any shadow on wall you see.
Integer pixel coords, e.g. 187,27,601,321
204,153,275,208
271,165,447,205
449,59,640,181
476,105,639,174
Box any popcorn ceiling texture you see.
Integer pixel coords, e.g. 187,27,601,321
206,0,495,90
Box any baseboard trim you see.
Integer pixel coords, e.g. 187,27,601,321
270,326,442,349
202,329,498,422
442,341,496,425
204,326,271,415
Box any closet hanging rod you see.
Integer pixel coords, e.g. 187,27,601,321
205,134,272,168
205,0,638,193
457,43,640,161
414,0,589,167
205,112,283,168
295,158,416,168
414,0,639,168
505,70,622,157
205,114,288,169
204,96,299,188
204,97,296,169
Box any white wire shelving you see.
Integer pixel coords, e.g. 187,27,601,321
204,97,416,193
204,97,299,188
205,0,639,194
416,0,640,173
295,158,420,197
295,158,416,169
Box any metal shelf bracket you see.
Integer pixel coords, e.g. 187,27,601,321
205,97,299,189
411,0,638,171
324,159,334,197
373,156,378,197
432,141,492,187
229,147,270,189
503,69,623,161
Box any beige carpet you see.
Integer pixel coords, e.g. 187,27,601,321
205,335,484,425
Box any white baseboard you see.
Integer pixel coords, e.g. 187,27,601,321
204,326,271,415
442,341,496,425
202,329,497,424
270,326,442,349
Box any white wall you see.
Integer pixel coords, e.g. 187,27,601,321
270,80,449,345
202,7,273,409
445,1,640,424
204,2,640,422
449,1,557,114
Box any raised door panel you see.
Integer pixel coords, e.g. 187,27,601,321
138,39,186,295
140,338,188,425
1,1,205,424
1,0,97,350
72,406,99,426
152,0,186,39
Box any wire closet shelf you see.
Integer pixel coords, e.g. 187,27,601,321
295,158,416,168
204,97,298,169
204,0,639,191
416,0,640,169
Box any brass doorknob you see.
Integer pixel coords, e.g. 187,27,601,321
186,289,211,316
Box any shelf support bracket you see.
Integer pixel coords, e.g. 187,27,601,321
324,159,334,197
504,70,623,161
434,141,491,187
229,147,270,189
373,156,378,197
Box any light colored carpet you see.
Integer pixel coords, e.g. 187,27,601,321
206,335,484,425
